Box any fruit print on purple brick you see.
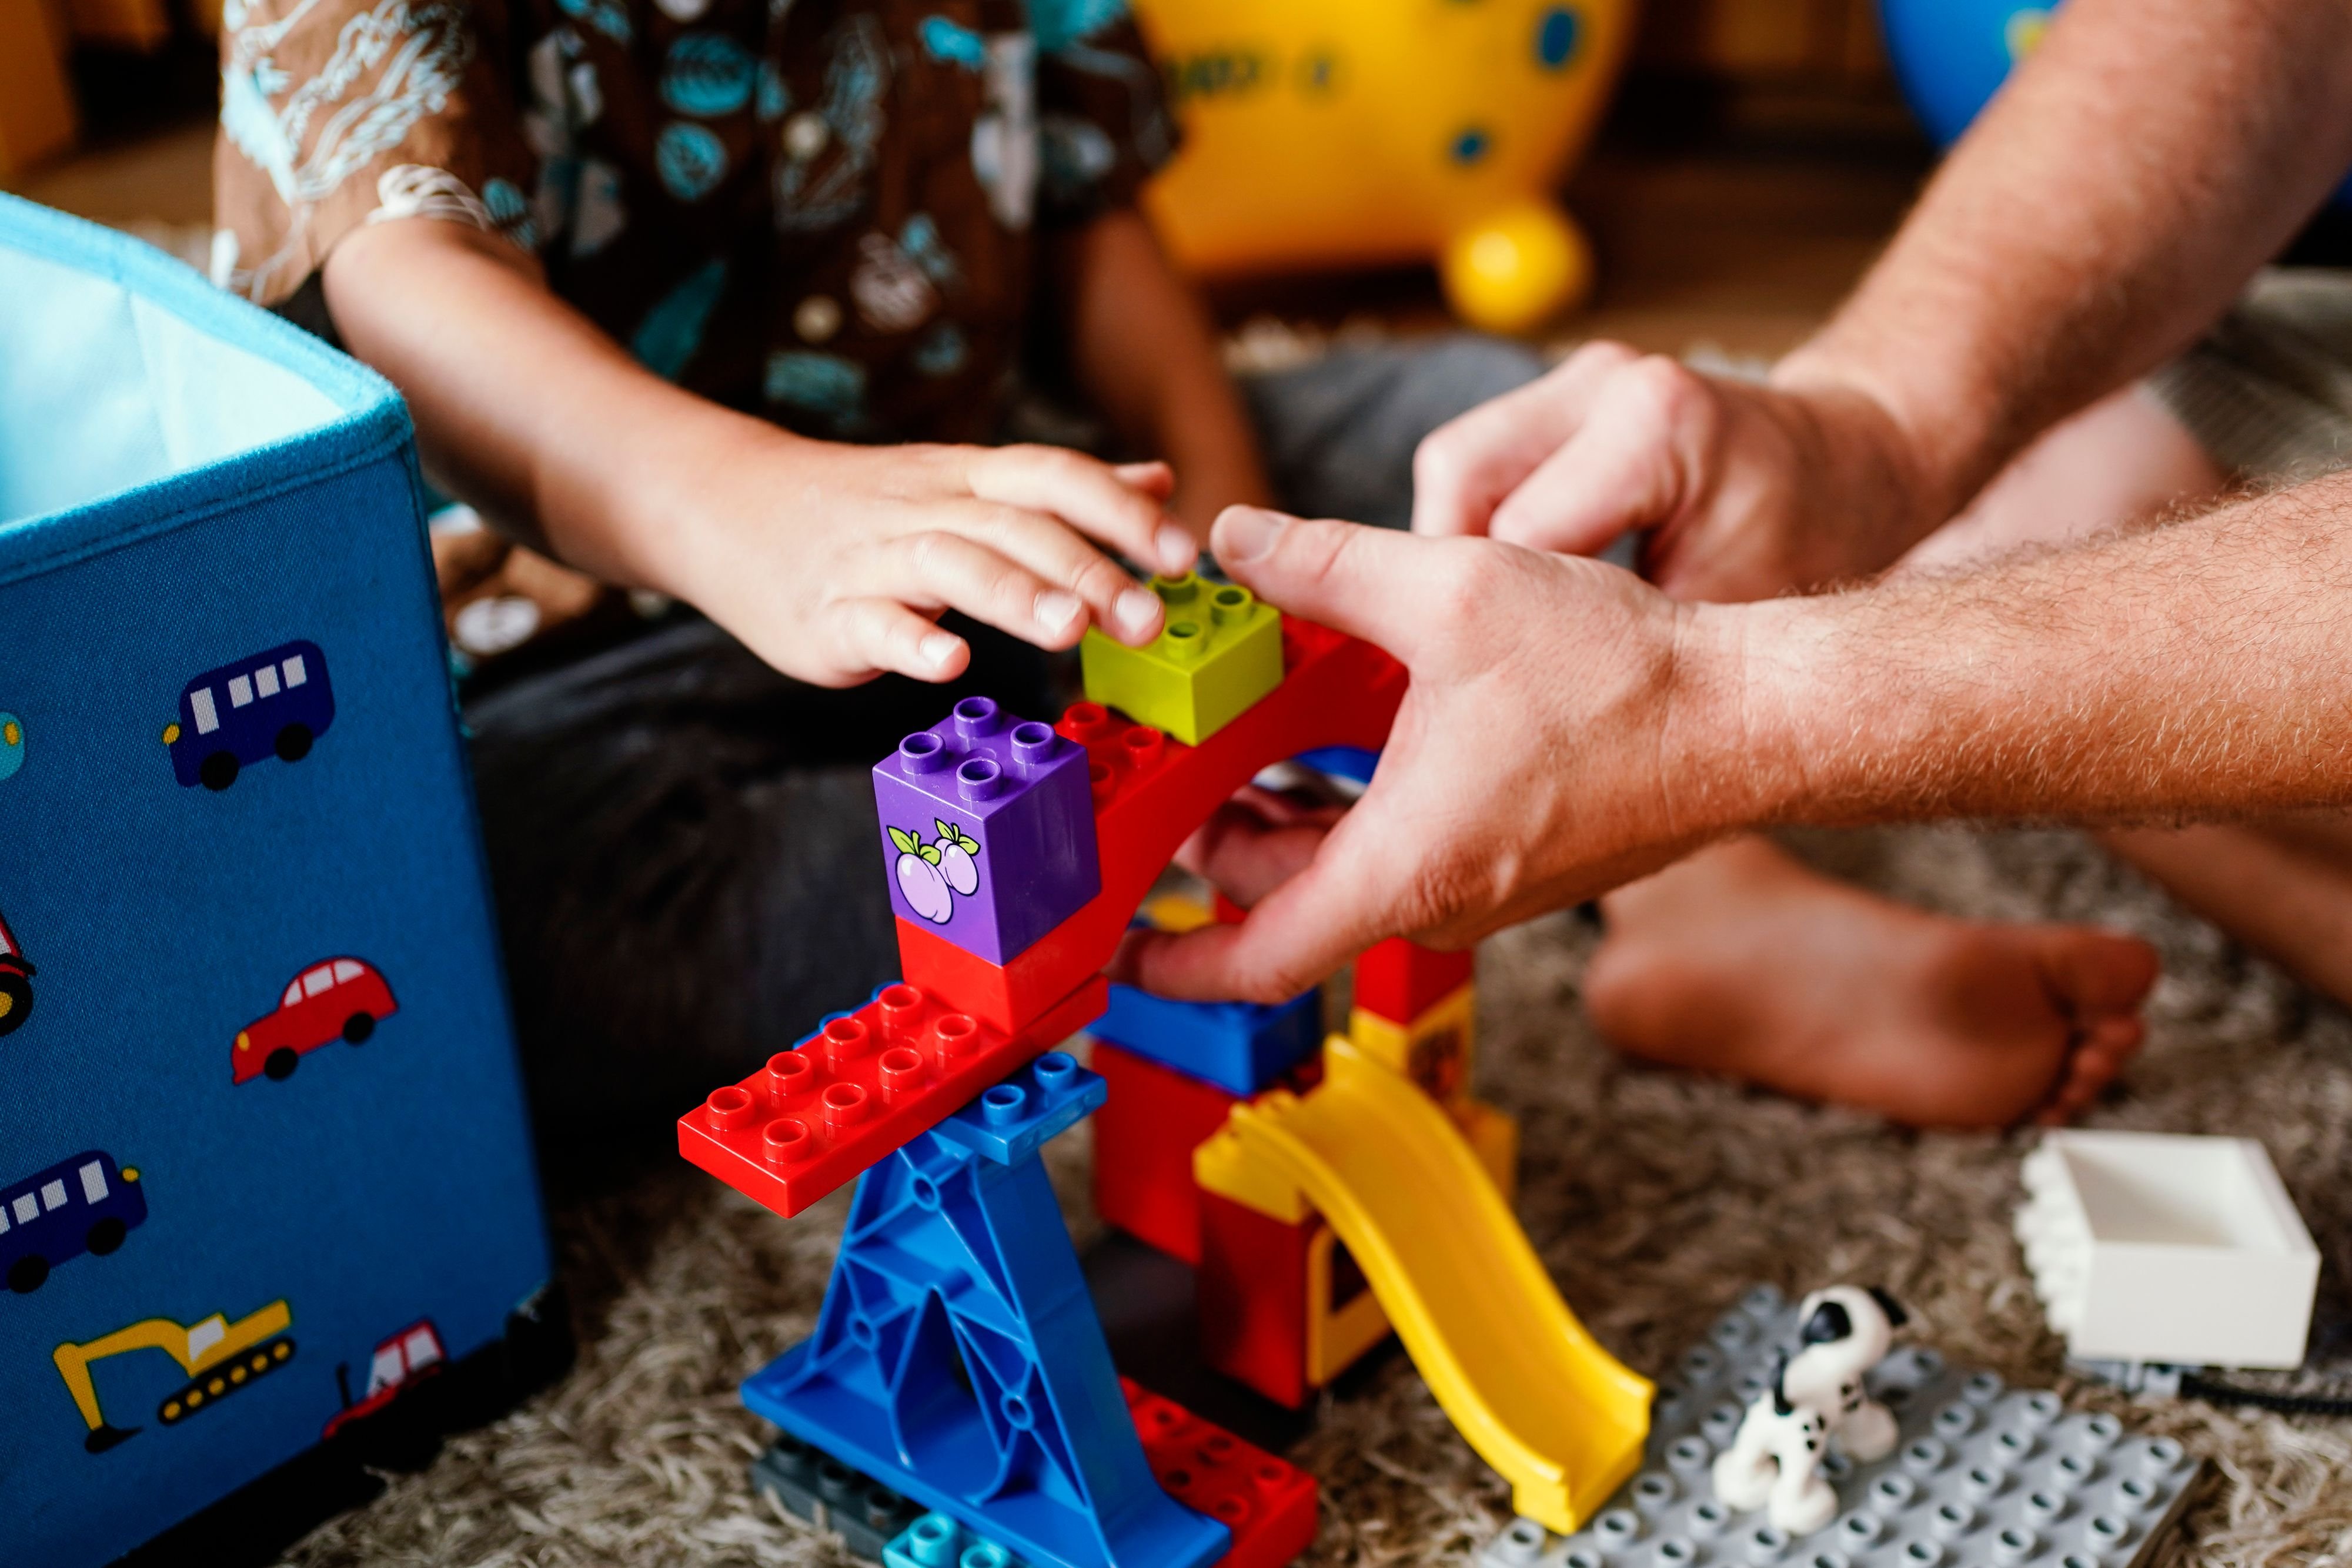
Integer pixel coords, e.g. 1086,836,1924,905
888,820,981,925
870,696,1100,964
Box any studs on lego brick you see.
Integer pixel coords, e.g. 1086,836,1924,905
1058,703,1172,812
874,698,1098,964
763,1117,813,1165
1492,1518,1546,1566
1665,1436,1711,1476
1078,574,1282,745
1900,1436,1950,1476
1960,1462,2007,1499
678,977,1108,1217
1593,1507,1641,1547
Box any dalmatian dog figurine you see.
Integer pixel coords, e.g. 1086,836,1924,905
1710,1285,1909,1536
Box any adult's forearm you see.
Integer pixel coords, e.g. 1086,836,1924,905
320,218,769,594
1701,473,2352,832
1778,0,2352,534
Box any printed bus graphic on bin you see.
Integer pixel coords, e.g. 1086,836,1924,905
0,906,31,1038
235,957,397,1084
164,640,333,791
2,1151,146,1295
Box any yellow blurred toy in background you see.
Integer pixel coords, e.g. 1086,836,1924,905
1130,0,1635,332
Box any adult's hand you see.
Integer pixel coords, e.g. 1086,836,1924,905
1408,341,1937,603
1117,506,1747,1004
1411,0,2352,607
1130,470,2352,1005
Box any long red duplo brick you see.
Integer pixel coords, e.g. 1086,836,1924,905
677,976,1108,1218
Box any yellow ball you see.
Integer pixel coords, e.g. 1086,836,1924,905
1440,201,1594,335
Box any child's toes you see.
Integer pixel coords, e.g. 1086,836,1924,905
2036,1015,2146,1125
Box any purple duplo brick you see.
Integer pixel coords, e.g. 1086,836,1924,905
872,696,1102,965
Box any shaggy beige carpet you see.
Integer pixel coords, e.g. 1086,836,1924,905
278,825,2352,1568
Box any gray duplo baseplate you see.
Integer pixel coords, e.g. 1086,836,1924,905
1480,1285,2203,1568
753,1433,929,1559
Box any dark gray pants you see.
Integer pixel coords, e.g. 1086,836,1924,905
467,337,1547,1144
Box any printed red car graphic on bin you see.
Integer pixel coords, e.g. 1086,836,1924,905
235,958,397,1084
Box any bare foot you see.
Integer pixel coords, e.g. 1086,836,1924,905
1584,839,2160,1129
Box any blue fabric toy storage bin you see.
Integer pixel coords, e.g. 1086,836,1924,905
0,195,554,1566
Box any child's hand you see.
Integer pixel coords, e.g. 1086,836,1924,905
667,427,1200,687
316,220,1196,686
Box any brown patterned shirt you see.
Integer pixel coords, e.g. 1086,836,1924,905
213,0,1175,659
215,0,1174,438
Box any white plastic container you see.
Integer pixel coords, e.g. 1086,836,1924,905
2016,1130,2318,1369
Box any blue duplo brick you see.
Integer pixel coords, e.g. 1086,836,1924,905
1091,984,1321,1097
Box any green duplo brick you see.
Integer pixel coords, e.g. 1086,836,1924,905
1080,573,1283,745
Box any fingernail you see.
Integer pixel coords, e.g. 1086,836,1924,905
1155,523,1198,575
1217,506,1287,566
920,631,961,668
1035,590,1083,635
1116,587,1162,634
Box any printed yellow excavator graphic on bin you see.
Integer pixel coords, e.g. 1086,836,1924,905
1195,1037,1651,1534
54,1298,295,1452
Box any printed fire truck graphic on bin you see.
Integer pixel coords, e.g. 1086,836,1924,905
0,905,31,1038
165,640,333,791
235,958,397,1084
325,1319,445,1440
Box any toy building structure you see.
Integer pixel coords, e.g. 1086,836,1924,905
682,585,2213,1568
681,588,1656,1568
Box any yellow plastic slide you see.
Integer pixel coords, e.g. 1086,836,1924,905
1195,1037,1651,1533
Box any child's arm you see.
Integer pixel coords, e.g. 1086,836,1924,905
1062,208,1275,537
322,217,1197,687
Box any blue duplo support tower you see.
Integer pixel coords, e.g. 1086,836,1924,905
740,1053,1231,1568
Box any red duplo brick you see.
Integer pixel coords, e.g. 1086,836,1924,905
1091,1041,1241,1265
677,977,1108,1218
1122,1379,1318,1568
1352,937,1474,1026
896,622,1405,1035
1196,1190,1314,1409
